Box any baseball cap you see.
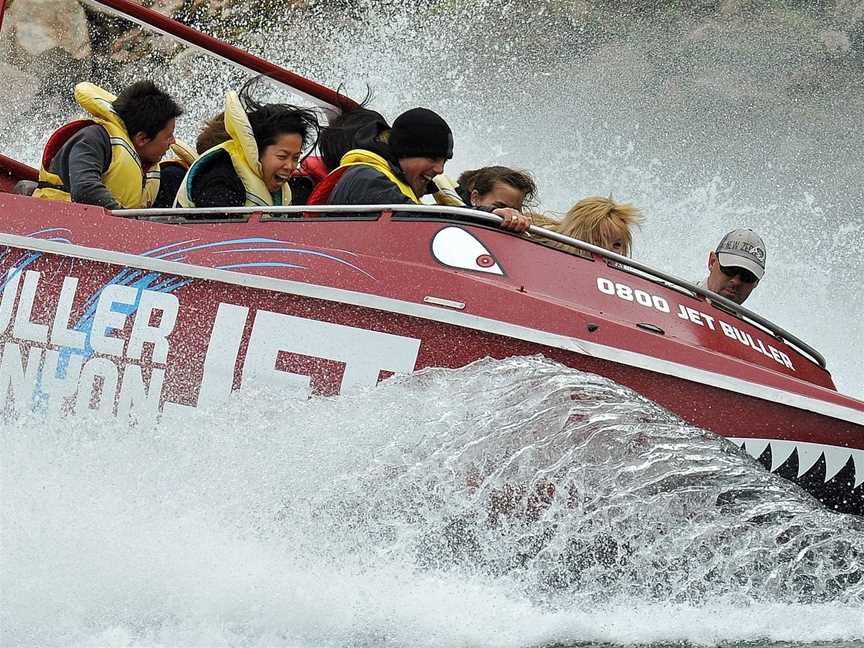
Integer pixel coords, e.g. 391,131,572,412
716,228,766,280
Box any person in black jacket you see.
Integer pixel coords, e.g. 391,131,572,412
311,108,531,232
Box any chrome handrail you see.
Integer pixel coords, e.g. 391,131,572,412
115,203,827,368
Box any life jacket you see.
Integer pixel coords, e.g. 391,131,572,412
306,149,419,206
286,156,328,206
297,156,328,184
430,173,465,207
32,82,159,208
175,91,291,208
169,140,197,168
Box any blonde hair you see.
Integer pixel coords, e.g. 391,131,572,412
527,211,560,230
532,196,643,257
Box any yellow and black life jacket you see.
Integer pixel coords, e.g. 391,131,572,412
32,82,160,208
175,91,291,208
430,173,465,207
307,148,420,205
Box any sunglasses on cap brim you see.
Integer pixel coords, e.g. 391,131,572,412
719,263,758,284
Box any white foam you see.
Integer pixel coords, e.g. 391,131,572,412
3,359,863,647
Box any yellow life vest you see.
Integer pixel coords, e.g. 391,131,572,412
175,91,291,208
335,149,419,204
169,140,197,167
431,173,465,207
33,82,159,208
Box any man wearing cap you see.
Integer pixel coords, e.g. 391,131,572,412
308,106,531,231
697,228,766,305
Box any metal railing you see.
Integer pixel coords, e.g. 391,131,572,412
115,203,826,369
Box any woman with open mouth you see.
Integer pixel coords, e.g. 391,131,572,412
175,79,320,210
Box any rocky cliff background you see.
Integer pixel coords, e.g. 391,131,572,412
2,0,863,113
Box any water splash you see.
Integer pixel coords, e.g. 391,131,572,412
2,357,862,647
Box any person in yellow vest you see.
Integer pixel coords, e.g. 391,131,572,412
308,108,531,232
175,83,320,209
309,107,454,207
32,81,183,209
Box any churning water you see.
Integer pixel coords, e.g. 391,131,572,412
2,357,863,647
1,2,863,646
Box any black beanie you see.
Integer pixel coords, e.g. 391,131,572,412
388,107,453,160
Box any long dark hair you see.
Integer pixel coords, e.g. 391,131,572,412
238,77,321,156
318,87,390,171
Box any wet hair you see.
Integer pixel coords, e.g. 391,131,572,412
113,80,183,140
238,78,321,156
540,196,643,257
196,112,230,154
457,166,538,208
319,89,390,171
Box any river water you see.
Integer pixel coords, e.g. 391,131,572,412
2,357,863,647
1,2,863,646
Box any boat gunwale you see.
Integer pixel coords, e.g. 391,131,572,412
115,202,828,370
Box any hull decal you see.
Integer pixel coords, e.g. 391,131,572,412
140,238,376,279
0,232,862,427
731,437,864,488
431,226,504,275
731,437,864,512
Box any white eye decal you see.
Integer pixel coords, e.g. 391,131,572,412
431,227,504,275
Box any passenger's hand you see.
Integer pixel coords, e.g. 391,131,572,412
493,207,532,232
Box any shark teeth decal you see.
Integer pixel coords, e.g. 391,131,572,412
743,439,770,461
729,438,864,488
766,440,796,472
796,443,824,479
823,446,851,483
855,453,864,489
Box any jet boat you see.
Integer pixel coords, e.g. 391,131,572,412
1,0,861,514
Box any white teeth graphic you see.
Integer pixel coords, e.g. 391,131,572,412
743,439,770,460
795,444,823,478
824,447,850,482
767,440,797,472
728,438,864,486
855,453,864,489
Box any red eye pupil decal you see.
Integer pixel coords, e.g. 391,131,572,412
476,254,495,268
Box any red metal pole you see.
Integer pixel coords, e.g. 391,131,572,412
0,0,8,35
84,0,358,113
